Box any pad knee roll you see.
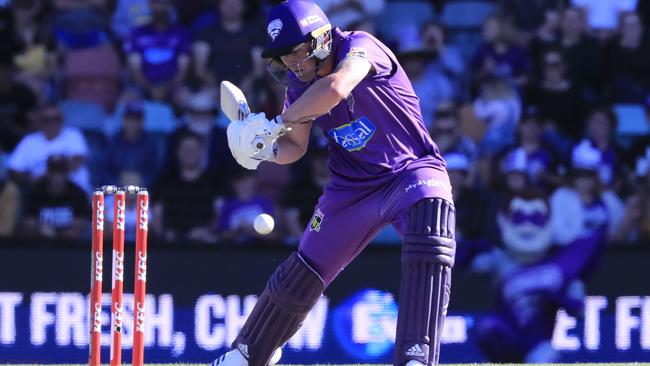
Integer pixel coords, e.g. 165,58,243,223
233,252,324,366
403,198,456,267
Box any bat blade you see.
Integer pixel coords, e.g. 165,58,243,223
220,80,250,122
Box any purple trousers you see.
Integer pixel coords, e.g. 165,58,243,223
298,161,453,286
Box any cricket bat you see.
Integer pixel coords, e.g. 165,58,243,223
220,80,251,122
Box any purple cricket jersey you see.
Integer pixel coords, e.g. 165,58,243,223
283,28,453,285
285,28,447,189
124,24,190,84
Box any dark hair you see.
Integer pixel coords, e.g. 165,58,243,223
520,104,542,124
433,103,460,123
176,130,205,147
420,19,447,40
587,106,618,130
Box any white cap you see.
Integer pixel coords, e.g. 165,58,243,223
502,148,527,174
571,139,601,171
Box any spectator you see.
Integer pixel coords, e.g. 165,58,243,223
11,0,56,98
22,154,90,240
0,59,38,152
606,11,650,103
557,7,604,103
550,140,624,245
473,77,522,156
473,191,605,363
8,103,90,192
571,0,639,37
313,0,384,31
125,0,190,101
506,111,560,189
151,131,220,243
420,21,466,102
429,103,478,162
499,148,530,196
444,152,492,246
0,177,20,237
218,169,275,243
164,91,234,175
582,107,623,188
612,148,650,245
111,0,151,40
193,0,264,92
398,28,454,127
106,101,159,186
526,47,584,157
498,0,564,39
528,8,562,72
470,15,530,87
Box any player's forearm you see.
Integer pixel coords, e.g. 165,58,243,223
281,75,345,124
275,134,309,164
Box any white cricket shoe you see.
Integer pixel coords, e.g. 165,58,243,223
210,348,282,366
405,360,426,366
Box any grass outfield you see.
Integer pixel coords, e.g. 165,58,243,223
3,364,650,366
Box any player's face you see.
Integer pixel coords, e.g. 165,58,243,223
280,42,318,81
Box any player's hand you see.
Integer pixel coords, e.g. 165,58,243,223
226,112,283,170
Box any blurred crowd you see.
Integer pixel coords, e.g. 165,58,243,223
0,0,648,250
0,0,648,363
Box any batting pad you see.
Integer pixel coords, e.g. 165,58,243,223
233,252,324,366
394,198,456,366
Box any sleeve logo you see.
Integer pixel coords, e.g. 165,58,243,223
309,208,325,232
328,116,376,152
346,47,367,58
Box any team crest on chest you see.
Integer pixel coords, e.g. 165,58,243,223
267,19,283,41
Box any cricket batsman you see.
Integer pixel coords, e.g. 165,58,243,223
215,1,455,365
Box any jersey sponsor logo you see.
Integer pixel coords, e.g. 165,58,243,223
309,208,324,232
267,19,283,41
328,116,376,152
346,46,367,59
